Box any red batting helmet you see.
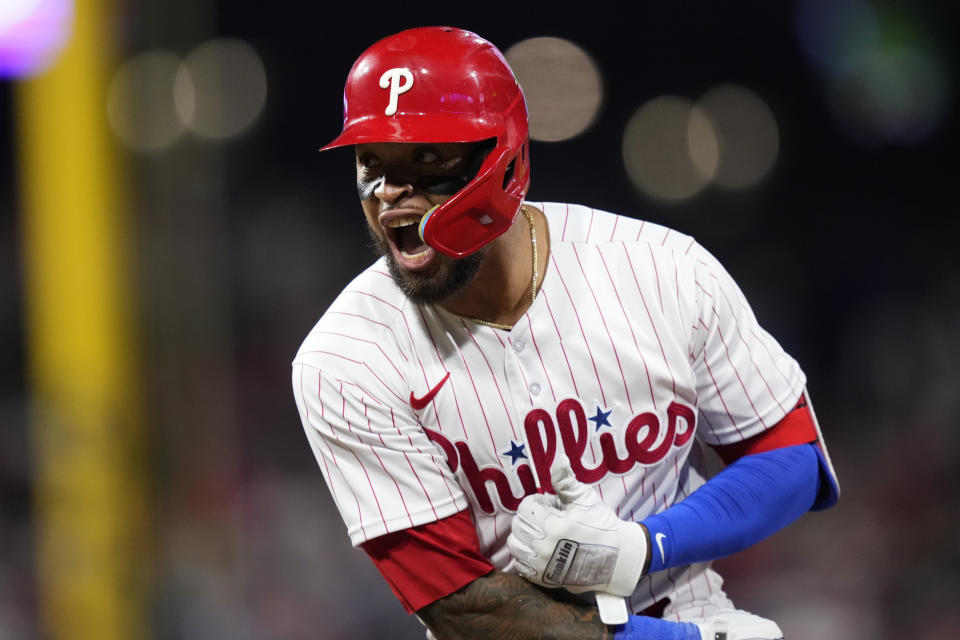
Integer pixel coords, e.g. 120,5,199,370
321,27,531,258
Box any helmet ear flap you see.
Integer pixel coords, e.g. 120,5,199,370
419,143,524,257
419,136,530,258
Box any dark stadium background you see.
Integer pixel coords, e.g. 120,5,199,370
1,2,957,638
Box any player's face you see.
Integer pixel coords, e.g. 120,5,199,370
356,141,487,305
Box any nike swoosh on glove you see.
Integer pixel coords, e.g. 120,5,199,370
506,456,650,623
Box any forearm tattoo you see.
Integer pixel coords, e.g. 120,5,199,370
419,571,614,640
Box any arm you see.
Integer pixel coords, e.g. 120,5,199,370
419,570,613,640
369,526,703,640
421,576,705,640
360,510,613,640
507,398,835,614
640,442,821,573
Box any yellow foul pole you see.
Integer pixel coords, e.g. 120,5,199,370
14,1,148,639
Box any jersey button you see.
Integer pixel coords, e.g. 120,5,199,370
529,382,541,396
512,339,526,353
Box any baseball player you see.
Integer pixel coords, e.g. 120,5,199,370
292,27,839,640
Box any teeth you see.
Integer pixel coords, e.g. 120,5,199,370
400,248,432,260
384,215,422,229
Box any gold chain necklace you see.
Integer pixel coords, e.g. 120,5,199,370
457,205,538,331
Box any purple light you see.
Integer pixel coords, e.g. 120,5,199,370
439,93,476,104
0,0,72,79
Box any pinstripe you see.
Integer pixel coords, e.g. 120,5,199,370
674,259,681,314
648,245,664,312
364,398,416,528
553,254,608,407
319,373,368,541
508,336,536,406
399,308,449,433
526,314,558,402
339,383,390,531
324,311,409,362
541,289,581,396
463,325,519,441
573,243,633,412
361,362,407,404
390,407,439,519
750,327,797,384
350,289,405,313
598,246,657,411
732,331,788,413
715,284,790,411
298,366,342,518
623,244,678,398
697,319,745,439
452,320,505,465
713,320,767,427
418,306,469,440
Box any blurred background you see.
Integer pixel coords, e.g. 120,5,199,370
1,1,957,639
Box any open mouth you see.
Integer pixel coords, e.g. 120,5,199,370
383,214,436,269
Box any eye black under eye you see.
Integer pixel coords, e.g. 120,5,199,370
417,175,467,195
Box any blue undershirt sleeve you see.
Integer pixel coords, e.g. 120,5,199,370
641,443,821,573
613,616,702,639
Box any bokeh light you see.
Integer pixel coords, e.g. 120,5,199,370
107,50,186,152
0,0,42,30
827,45,949,145
795,0,879,75
696,85,779,189
622,95,717,202
0,0,71,78
795,0,951,145
505,37,602,142
175,39,268,140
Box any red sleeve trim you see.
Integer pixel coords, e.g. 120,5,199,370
360,510,495,613
712,395,818,465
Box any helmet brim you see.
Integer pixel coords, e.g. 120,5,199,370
320,112,504,151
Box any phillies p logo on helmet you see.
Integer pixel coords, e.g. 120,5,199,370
379,68,414,116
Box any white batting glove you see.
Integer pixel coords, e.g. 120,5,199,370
696,610,784,640
506,456,650,624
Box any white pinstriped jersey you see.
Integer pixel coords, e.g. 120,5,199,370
292,202,807,619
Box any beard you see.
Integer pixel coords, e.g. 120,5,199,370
368,227,485,306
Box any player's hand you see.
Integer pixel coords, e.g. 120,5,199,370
506,455,650,600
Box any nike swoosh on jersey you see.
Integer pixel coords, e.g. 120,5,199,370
410,372,451,410
655,532,667,564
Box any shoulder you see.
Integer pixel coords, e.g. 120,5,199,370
293,258,413,371
535,201,702,266
535,201,693,249
535,202,737,324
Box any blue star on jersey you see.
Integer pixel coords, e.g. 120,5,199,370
589,406,613,431
501,441,527,465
